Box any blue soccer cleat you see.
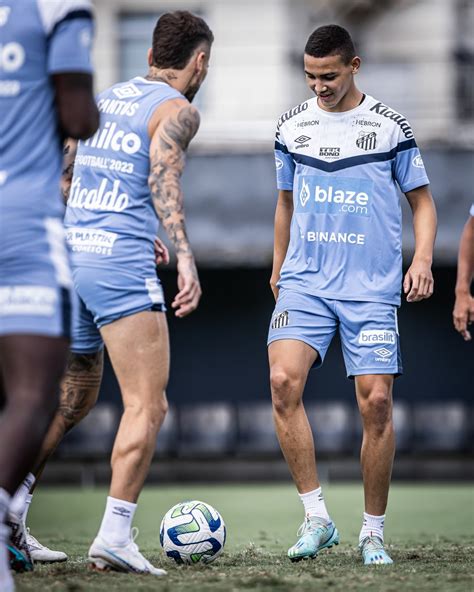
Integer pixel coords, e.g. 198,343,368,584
359,535,393,565
288,516,339,562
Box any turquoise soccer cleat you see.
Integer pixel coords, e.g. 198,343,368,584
288,516,339,562
359,535,393,565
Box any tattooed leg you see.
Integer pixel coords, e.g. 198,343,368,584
0,335,69,495
30,350,104,486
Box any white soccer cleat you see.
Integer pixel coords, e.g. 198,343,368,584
88,528,166,576
26,529,68,563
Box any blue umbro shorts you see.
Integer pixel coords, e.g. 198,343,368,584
267,288,402,377
71,264,166,353
0,217,72,338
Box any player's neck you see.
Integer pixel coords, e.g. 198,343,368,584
146,67,186,93
318,86,364,114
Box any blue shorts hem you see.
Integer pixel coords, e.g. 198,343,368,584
347,367,403,379
96,301,166,329
267,335,324,369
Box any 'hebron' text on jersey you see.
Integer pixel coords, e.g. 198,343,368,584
0,0,93,220
64,78,184,267
274,95,430,306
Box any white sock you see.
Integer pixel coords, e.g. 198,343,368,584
23,494,33,524
97,496,137,546
0,488,11,524
299,487,331,523
359,512,385,543
9,473,35,519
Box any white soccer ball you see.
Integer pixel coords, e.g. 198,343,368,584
160,500,226,564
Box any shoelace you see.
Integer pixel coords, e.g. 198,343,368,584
296,517,328,537
26,528,43,550
361,535,384,552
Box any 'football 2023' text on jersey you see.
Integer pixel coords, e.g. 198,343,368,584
274,95,429,306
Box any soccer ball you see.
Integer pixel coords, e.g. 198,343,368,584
160,500,226,564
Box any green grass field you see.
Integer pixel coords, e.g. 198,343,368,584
15,483,474,591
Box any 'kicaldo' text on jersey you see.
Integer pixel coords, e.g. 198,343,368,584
64,77,184,268
274,94,430,306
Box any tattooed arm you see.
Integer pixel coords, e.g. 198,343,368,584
61,139,78,204
148,99,202,317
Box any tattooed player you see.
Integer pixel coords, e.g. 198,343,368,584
17,11,213,575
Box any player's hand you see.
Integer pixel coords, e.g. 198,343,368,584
172,254,201,318
154,237,170,266
270,275,280,301
403,259,434,302
453,292,474,341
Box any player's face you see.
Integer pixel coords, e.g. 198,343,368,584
304,53,359,112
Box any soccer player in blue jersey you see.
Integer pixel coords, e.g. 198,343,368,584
268,25,437,565
13,11,213,576
0,0,98,588
453,204,474,341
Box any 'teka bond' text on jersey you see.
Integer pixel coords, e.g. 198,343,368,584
274,94,430,306
64,77,184,267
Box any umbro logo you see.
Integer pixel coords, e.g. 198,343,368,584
295,135,311,144
112,83,142,100
271,310,289,329
374,347,392,358
112,506,131,518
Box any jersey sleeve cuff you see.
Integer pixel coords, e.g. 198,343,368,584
400,177,429,193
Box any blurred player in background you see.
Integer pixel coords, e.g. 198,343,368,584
0,0,98,589
453,204,474,340
11,11,213,576
268,25,436,565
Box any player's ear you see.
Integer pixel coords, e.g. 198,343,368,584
147,48,153,67
351,56,361,74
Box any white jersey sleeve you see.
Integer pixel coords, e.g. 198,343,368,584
36,0,93,35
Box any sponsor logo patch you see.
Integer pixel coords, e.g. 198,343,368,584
275,157,284,170
277,102,308,129
296,175,372,217
369,101,414,139
68,177,129,212
271,310,289,329
0,286,57,316
83,121,141,155
66,227,118,256
412,155,424,168
297,120,319,128
319,147,340,158
359,330,396,345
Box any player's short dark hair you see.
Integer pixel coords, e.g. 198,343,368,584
305,24,356,64
152,11,214,69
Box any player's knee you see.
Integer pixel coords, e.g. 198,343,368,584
270,368,303,414
361,389,392,430
124,395,168,428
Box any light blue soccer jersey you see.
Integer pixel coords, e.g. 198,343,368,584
0,0,94,337
64,77,184,270
274,94,430,306
0,0,94,221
